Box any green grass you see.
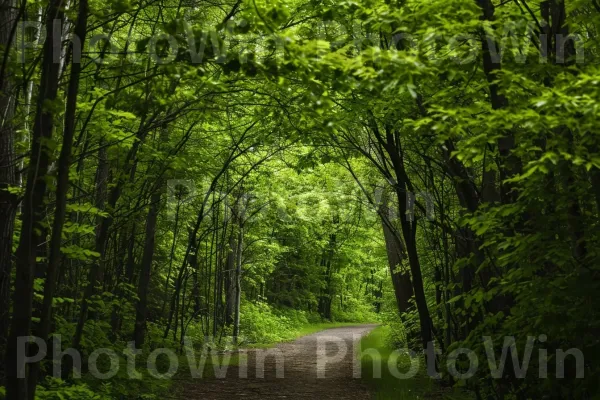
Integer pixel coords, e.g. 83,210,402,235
291,322,367,339
245,321,365,349
359,326,472,400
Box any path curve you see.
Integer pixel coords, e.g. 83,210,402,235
180,324,378,399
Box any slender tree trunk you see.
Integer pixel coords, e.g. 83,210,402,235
385,128,433,349
591,169,600,217
213,201,226,337
161,199,181,315
317,214,337,320
232,198,246,343
546,0,587,261
5,0,65,396
397,201,433,349
133,189,162,348
192,270,200,316
441,209,453,348
205,198,217,333
475,0,521,202
0,0,18,366
133,126,168,347
378,190,413,314
110,222,134,336
225,229,236,326
28,0,88,394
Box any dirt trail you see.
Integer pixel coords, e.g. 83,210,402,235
180,324,377,399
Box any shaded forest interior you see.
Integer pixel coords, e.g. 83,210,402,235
1,0,600,398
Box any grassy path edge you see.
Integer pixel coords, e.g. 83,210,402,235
358,325,472,400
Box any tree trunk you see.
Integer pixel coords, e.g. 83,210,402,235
232,227,243,342
133,189,162,348
232,197,246,343
318,232,336,320
225,228,236,326
384,127,433,349
28,0,88,394
161,199,181,315
475,0,521,202
0,0,18,367
5,0,65,396
378,191,413,314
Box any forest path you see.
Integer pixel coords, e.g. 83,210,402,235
180,324,378,399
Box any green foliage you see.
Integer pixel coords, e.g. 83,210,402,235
4,0,600,398
360,326,472,400
330,297,377,323
239,301,320,344
34,378,111,400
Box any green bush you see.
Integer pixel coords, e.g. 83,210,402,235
239,301,324,344
34,378,111,400
331,297,377,323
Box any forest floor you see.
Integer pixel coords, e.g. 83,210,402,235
178,324,378,399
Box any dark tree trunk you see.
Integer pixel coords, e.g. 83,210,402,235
546,0,587,261
28,0,88,394
162,200,181,315
475,0,521,202
133,189,162,348
133,124,168,348
318,229,336,320
225,228,236,326
5,0,65,396
0,0,18,366
379,191,413,314
591,169,600,217
384,126,433,349
110,222,135,336
232,211,244,343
